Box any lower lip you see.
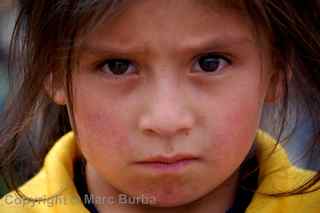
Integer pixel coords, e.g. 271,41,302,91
135,159,198,172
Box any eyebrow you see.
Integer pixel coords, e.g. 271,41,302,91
79,35,254,57
175,35,254,53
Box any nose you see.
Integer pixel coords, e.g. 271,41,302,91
138,84,195,139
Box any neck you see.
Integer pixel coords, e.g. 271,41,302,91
86,164,239,213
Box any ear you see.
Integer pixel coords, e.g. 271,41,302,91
264,68,292,103
264,73,283,103
44,73,67,105
51,88,67,105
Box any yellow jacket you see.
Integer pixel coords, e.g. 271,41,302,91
0,130,320,212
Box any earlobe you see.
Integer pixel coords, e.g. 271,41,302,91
265,68,292,103
265,72,282,103
264,72,283,103
44,73,67,105
52,89,67,105
265,81,283,103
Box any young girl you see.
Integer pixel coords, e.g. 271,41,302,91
1,0,320,212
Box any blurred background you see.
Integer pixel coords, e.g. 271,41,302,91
0,0,15,112
0,0,16,197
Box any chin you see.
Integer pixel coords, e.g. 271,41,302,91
151,198,195,208
135,188,201,208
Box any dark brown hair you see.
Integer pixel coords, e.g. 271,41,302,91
1,0,320,198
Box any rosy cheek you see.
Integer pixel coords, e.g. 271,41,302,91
74,105,131,160
205,98,260,163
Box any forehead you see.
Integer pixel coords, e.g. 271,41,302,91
198,0,244,9
81,0,254,50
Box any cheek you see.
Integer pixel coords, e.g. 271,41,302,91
202,82,264,172
217,95,261,144
72,90,132,167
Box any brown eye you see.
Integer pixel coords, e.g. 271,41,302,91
101,59,135,76
196,54,230,73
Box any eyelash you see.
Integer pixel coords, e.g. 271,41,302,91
96,53,232,79
193,53,231,75
96,59,138,80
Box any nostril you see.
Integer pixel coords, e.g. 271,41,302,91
138,108,195,138
140,121,192,138
143,128,158,137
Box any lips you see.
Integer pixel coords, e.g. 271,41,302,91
136,154,200,164
133,154,200,172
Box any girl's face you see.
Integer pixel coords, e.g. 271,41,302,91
59,0,274,208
